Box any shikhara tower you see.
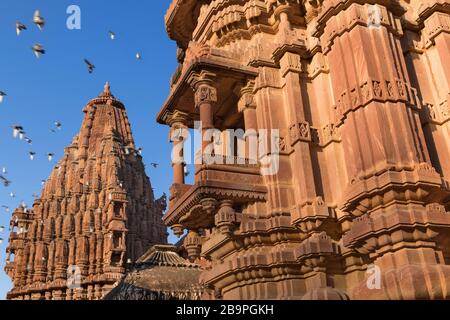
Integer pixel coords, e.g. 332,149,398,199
4,83,167,300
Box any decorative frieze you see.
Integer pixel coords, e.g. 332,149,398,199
289,120,312,144
333,78,421,125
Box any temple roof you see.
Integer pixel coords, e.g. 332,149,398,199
104,245,207,300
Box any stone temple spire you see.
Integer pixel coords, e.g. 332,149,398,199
4,83,168,300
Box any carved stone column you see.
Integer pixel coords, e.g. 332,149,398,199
168,111,189,185
238,81,258,162
188,71,217,158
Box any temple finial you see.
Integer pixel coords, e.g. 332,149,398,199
103,82,111,96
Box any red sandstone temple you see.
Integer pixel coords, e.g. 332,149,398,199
156,0,450,300
4,83,168,300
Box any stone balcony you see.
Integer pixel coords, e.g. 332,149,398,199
164,155,267,231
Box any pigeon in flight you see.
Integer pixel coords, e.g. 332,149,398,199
32,43,45,58
136,53,142,60
109,31,116,40
1,205,10,212
11,125,24,139
41,180,46,186
0,175,11,187
54,121,62,130
29,151,36,160
10,192,15,198
47,153,54,161
84,59,95,74
0,226,4,233
33,10,45,30
25,137,32,145
150,163,159,168
0,91,6,103
16,21,27,36
2,168,7,174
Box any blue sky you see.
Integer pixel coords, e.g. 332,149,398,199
0,0,179,299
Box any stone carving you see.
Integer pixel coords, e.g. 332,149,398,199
5,84,167,300
155,0,450,301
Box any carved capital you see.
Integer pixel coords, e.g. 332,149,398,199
238,81,256,113
188,71,217,109
166,110,190,128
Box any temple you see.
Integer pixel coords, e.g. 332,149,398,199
157,0,450,299
4,83,168,300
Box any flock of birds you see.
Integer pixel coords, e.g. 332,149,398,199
0,9,156,245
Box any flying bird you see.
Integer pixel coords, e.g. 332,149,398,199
1,205,10,212
41,180,46,186
84,59,95,74
33,10,45,30
47,153,54,161
0,91,6,103
54,121,62,130
136,53,142,60
0,226,4,233
9,192,15,198
150,163,159,168
25,137,32,144
2,167,7,174
109,31,116,40
29,151,36,160
11,125,24,138
32,43,45,58
16,21,27,35
0,239,3,245
0,175,11,187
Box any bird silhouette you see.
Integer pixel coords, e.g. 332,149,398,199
84,59,95,74
16,21,27,35
33,10,45,30
109,31,116,40
150,163,159,168
11,125,24,139
0,175,11,187
29,151,36,160
0,91,6,103
32,43,45,58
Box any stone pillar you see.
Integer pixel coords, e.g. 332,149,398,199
405,9,450,184
188,71,217,158
238,81,258,162
168,112,189,185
